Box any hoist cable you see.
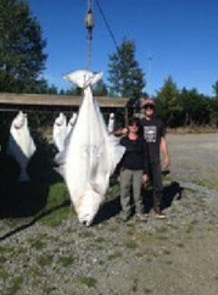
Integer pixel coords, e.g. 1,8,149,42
95,0,119,52
86,36,92,70
85,0,94,70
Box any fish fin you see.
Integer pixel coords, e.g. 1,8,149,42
107,134,126,175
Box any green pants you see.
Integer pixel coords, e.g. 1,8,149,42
120,168,144,215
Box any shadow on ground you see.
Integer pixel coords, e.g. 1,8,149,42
94,181,184,225
0,137,62,219
143,181,184,213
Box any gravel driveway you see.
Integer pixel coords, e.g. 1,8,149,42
0,133,218,295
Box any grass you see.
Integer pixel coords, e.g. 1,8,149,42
2,276,23,295
93,238,105,250
0,269,9,280
95,236,105,243
58,255,75,267
28,233,48,250
157,226,168,233
156,235,169,240
30,239,45,250
0,245,7,253
79,230,94,238
185,219,198,233
162,249,171,255
131,278,138,293
0,256,7,263
78,276,97,288
176,242,184,248
126,240,138,249
37,254,53,267
108,251,122,260
42,286,56,294
39,182,73,226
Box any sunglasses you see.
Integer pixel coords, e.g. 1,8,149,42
144,104,154,110
129,123,139,127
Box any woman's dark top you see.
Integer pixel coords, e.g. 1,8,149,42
120,135,149,173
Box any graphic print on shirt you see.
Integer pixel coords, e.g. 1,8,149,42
144,126,157,143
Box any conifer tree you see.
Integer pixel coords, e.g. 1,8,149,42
0,0,47,93
108,39,145,100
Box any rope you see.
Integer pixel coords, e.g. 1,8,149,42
85,0,94,70
86,34,92,70
95,0,119,51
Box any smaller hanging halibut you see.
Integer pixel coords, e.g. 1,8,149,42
7,111,36,182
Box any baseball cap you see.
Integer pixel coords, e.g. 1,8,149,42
141,98,155,108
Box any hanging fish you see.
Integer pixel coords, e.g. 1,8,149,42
107,113,115,133
53,113,78,178
62,70,125,226
7,111,36,182
66,112,77,138
53,112,67,152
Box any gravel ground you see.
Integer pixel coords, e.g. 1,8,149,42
0,133,218,295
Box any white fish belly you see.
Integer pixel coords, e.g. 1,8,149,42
65,92,109,205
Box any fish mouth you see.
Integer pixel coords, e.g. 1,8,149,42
79,215,93,227
14,124,22,129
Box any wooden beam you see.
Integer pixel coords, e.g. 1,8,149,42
0,93,128,108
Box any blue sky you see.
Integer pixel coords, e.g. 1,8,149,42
28,0,218,96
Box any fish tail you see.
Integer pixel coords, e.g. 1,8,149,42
63,70,103,89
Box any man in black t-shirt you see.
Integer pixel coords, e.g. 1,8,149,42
141,98,170,218
113,98,170,218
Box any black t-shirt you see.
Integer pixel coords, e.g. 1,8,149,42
140,117,166,162
120,136,149,173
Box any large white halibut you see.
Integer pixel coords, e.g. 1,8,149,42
63,70,125,226
7,111,36,182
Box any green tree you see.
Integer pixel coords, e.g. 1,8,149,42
179,88,210,126
93,80,108,96
212,78,218,99
0,0,47,93
64,86,82,96
108,39,145,100
155,76,181,127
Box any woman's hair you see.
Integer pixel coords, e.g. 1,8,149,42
128,117,141,127
127,117,143,135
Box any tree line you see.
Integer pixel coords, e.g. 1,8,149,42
0,0,218,128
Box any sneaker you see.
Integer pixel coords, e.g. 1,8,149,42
153,210,166,219
152,205,167,219
135,212,148,221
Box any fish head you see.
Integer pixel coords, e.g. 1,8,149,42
109,113,114,119
13,111,27,129
77,187,105,226
69,113,77,126
55,113,66,126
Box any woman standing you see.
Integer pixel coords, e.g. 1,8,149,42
119,117,149,221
